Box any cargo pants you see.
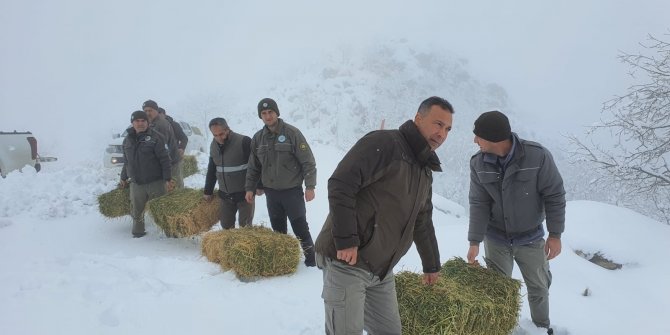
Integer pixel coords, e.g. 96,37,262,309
484,237,552,328
316,253,401,335
171,159,184,189
129,179,166,236
219,194,254,229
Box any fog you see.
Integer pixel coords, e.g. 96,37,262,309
1,0,668,161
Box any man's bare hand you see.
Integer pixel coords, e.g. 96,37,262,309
245,191,255,204
545,237,562,260
336,246,358,265
166,180,176,192
467,244,480,264
422,272,439,285
305,189,315,202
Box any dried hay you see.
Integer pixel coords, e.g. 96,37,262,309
147,188,219,237
97,188,130,218
396,257,522,335
182,155,198,178
201,226,301,279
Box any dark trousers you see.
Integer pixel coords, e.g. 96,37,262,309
219,196,254,229
264,187,315,265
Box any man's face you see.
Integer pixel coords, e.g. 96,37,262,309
260,109,278,127
132,118,149,133
210,125,230,145
414,105,453,151
144,107,159,121
474,136,495,153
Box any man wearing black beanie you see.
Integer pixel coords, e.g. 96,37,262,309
467,110,565,335
119,110,173,238
246,98,318,267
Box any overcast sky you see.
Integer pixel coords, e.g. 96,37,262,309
1,0,668,151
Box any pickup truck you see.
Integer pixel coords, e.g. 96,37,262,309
0,131,41,178
103,121,207,168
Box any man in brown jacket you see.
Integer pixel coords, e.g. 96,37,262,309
314,96,454,335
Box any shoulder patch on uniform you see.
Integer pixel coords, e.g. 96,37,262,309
300,143,308,151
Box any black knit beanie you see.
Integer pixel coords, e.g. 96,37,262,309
130,110,148,122
142,99,159,112
257,98,280,118
473,111,511,142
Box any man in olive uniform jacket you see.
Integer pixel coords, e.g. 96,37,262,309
245,98,317,267
204,117,254,229
119,111,173,238
314,96,454,335
143,100,181,188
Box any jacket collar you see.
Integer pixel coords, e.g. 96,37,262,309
482,132,524,167
399,120,442,172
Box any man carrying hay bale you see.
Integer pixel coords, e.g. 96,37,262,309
143,99,181,189
314,96,455,335
119,110,174,238
204,117,255,229
466,111,566,335
159,107,188,188
245,98,318,267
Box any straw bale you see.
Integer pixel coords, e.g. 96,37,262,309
97,188,130,218
147,188,219,237
396,257,521,335
201,229,243,267
201,226,301,279
183,155,198,178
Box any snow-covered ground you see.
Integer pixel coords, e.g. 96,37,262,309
1,143,669,335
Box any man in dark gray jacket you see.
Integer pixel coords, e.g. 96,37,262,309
466,111,565,335
119,111,173,238
314,96,454,335
204,117,254,229
245,98,317,267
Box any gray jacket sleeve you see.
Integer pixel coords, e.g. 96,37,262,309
538,149,566,238
468,157,491,244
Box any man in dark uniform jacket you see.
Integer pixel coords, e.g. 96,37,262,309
119,110,173,238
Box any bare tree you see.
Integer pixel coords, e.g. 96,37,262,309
569,34,670,224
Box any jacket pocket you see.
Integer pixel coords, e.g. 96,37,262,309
478,171,501,184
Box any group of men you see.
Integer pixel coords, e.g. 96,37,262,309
118,100,188,238
203,97,318,266
119,96,565,335
120,98,319,266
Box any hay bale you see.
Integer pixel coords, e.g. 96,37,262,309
201,229,242,267
97,188,130,218
147,188,219,237
182,155,198,178
396,257,522,335
201,226,301,279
